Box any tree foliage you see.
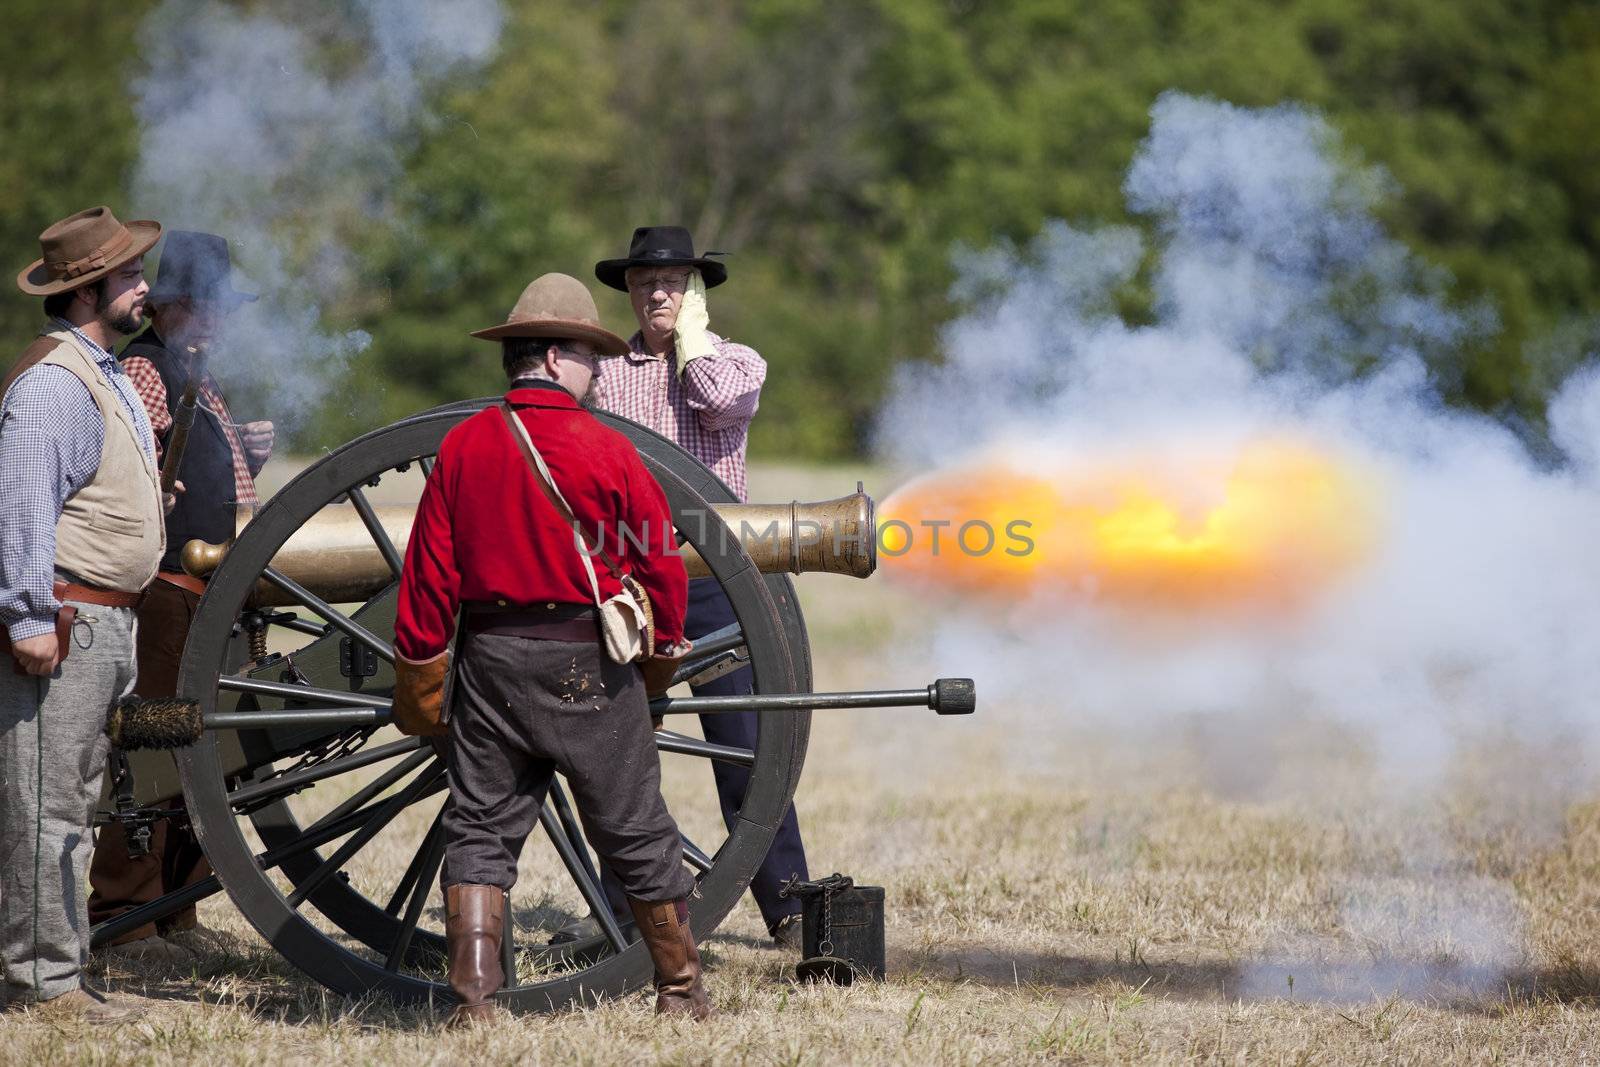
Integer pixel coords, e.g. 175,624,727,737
2,0,1597,456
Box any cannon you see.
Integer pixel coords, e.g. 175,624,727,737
89,400,974,1013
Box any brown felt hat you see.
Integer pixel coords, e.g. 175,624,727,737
16,206,162,297
470,272,629,355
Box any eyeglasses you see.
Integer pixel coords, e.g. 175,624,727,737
625,270,691,294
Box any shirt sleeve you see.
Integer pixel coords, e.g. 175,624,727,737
394,448,460,661
0,367,104,641
619,447,687,647
681,337,765,433
121,356,171,464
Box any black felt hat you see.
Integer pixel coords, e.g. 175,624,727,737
148,230,257,310
594,226,727,292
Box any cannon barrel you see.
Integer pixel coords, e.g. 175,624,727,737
182,489,876,606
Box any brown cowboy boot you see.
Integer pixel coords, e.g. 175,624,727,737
628,898,712,1020
445,883,504,1026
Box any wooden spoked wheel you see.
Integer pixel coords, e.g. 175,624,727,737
173,401,812,1010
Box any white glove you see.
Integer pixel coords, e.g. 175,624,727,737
673,270,716,376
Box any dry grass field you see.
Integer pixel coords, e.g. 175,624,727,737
4,462,1600,1064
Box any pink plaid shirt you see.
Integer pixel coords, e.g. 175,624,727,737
593,331,765,501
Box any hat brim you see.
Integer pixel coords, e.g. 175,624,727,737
594,257,727,293
147,282,259,311
469,316,630,356
15,220,163,297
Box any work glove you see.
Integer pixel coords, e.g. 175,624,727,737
673,270,716,377
393,650,451,737
640,638,693,697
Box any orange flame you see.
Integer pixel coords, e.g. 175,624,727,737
879,438,1379,614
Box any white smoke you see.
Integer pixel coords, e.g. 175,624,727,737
880,92,1600,777
877,92,1600,993
129,0,504,433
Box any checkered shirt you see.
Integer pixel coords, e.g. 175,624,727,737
592,331,765,501
0,320,159,640
122,354,261,507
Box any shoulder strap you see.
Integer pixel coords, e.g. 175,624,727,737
0,335,65,402
498,402,627,585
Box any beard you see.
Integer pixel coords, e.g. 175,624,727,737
96,288,145,336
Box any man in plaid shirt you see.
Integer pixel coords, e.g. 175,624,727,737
88,232,273,962
586,226,811,948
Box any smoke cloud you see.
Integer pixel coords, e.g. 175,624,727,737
129,0,504,433
877,92,1600,994
880,91,1600,778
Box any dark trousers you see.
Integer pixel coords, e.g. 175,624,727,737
442,630,694,903
604,579,809,932
87,579,210,941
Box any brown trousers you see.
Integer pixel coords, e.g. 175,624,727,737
86,579,211,942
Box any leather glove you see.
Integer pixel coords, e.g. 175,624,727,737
640,638,693,696
393,650,450,737
673,270,716,376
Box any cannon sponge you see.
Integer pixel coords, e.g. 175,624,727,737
107,696,205,750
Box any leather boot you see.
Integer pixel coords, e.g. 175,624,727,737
445,883,504,1026
628,897,712,1020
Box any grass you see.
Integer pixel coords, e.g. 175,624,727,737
3,462,1598,1063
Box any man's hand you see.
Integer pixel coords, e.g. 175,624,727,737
162,478,186,516
12,633,59,676
239,420,275,466
673,272,716,376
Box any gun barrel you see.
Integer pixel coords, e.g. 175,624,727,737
183,489,876,606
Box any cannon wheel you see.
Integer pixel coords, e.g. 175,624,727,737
174,401,812,1011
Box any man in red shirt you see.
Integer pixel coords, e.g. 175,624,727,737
390,273,707,1023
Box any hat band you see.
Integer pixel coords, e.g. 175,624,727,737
48,227,134,281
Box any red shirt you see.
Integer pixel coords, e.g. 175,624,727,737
394,383,688,661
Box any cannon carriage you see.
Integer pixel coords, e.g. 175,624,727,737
90,399,973,1013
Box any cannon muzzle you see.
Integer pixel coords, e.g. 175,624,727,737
183,489,876,606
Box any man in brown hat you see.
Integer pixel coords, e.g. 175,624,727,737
586,226,810,949
89,230,274,963
0,206,166,1020
390,272,711,1023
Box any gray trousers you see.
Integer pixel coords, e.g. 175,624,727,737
0,603,135,1001
441,631,694,903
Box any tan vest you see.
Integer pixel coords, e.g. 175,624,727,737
7,328,165,592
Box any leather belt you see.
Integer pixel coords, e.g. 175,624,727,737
53,579,143,609
463,601,598,643
156,571,207,597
